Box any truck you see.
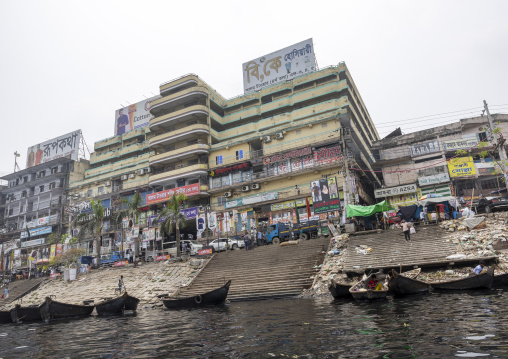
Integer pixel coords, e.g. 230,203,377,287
266,221,319,244
100,251,124,267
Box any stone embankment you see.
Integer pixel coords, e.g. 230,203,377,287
305,212,508,297
0,258,208,310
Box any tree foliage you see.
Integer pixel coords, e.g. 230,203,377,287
155,192,187,257
49,248,86,267
114,192,144,258
72,199,106,267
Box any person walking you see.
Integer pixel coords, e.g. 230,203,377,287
401,220,410,242
2,286,9,299
243,231,250,250
118,275,125,294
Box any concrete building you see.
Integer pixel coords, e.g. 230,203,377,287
371,114,508,208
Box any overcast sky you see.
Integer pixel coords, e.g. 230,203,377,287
1,0,507,175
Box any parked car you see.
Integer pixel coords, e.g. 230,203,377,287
181,240,203,255
484,196,508,213
475,196,501,213
209,237,245,251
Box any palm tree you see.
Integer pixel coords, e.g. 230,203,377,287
155,192,187,257
72,199,106,267
114,192,144,259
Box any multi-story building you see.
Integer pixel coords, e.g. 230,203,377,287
371,114,508,208
0,130,88,270
149,62,380,231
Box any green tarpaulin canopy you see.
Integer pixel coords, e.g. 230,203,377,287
346,200,393,218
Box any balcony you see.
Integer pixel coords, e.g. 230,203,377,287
160,74,200,95
150,105,209,131
90,151,116,165
122,127,146,141
150,86,209,115
118,143,145,157
149,164,208,186
149,143,210,166
149,124,211,149
94,136,121,150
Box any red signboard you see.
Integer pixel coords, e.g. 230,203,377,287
146,184,200,205
114,260,128,267
313,145,343,166
155,255,170,261
263,147,312,164
198,247,213,256
50,273,60,279
209,162,252,177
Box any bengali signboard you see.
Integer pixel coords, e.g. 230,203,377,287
418,172,450,186
20,238,45,248
114,96,159,136
475,162,501,176
242,39,316,93
21,226,52,239
313,145,343,166
271,198,308,211
411,140,440,157
447,156,477,177
310,177,342,214
263,147,312,165
155,255,170,262
146,184,200,205
114,260,128,267
443,138,479,152
198,247,214,256
209,162,251,177
26,130,81,168
225,191,278,209
374,184,418,198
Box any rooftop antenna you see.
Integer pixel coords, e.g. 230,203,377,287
78,131,91,160
14,151,21,172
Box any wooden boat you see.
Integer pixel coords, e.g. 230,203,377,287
349,273,389,301
388,269,430,296
95,292,140,315
430,267,494,291
10,304,43,323
0,310,12,324
328,279,352,299
161,280,231,309
40,297,94,321
492,273,508,287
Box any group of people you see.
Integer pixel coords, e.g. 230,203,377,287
242,230,266,250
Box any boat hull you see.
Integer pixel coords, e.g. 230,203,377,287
431,267,494,291
492,273,508,287
124,294,140,312
96,293,140,315
162,280,231,309
328,280,352,299
388,270,430,296
350,289,388,301
10,304,43,323
40,297,94,321
0,310,12,324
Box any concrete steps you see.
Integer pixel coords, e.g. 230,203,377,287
179,237,329,301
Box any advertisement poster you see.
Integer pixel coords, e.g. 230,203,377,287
311,177,342,214
208,212,217,231
26,130,81,168
448,156,477,177
50,244,56,259
146,184,200,205
114,96,158,136
56,244,63,256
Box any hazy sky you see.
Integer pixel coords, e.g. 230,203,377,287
1,0,507,175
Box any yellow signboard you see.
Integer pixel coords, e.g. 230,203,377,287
50,244,56,259
448,156,476,177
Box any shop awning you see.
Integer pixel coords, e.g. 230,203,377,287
34,258,49,265
346,200,393,218
417,196,457,207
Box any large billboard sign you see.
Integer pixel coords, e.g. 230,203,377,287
26,130,81,168
310,177,341,214
242,39,316,93
146,183,200,205
114,96,159,136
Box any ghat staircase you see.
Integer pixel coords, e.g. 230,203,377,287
179,237,329,301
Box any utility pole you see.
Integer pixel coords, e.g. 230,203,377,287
340,127,354,205
483,100,508,188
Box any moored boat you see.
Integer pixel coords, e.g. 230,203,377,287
40,297,94,321
10,304,43,323
161,280,231,309
349,273,389,301
388,269,430,296
492,272,508,287
430,267,494,291
95,292,140,315
328,280,352,299
0,310,12,324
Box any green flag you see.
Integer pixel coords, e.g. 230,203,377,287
294,200,300,224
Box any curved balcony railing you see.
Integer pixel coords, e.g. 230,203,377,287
149,144,210,166
150,105,209,130
149,124,210,148
150,87,209,114
149,164,208,186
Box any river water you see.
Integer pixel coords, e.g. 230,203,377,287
1,289,508,359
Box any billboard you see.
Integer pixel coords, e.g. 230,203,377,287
146,183,200,205
26,130,81,168
374,183,418,198
311,177,342,214
411,140,440,157
448,156,476,177
242,39,316,93
114,96,159,136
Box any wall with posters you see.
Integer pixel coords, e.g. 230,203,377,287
310,177,342,214
26,130,81,168
114,96,159,136
242,39,316,93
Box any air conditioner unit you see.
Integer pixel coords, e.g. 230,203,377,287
121,175,128,181
144,167,151,173
137,169,145,175
275,132,284,140
241,185,250,192
128,174,136,179
263,136,271,143
251,183,261,190
104,181,112,187
224,191,232,198
176,164,185,169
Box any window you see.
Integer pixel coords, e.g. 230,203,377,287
222,174,231,186
39,185,44,193
49,182,56,190
212,176,221,189
296,129,301,135
20,205,24,213
87,189,93,197
236,150,244,160
38,171,45,178
232,172,242,184
21,191,27,198
242,170,252,182
217,196,226,205
216,155,223,165
322,123,327,128
23,176,28,183
98,186,104,194
51,167,58,174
